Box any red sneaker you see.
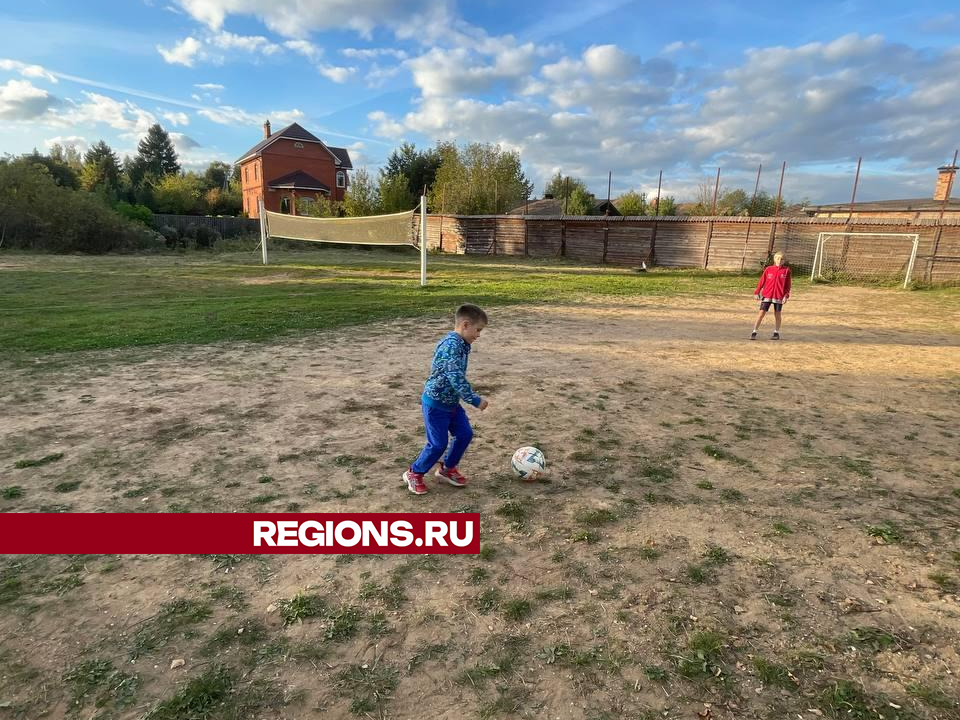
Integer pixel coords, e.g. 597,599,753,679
435,465,468,487
403,470,428,495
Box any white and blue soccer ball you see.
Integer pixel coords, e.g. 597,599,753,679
512,446,546,482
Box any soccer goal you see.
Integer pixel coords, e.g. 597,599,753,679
258,196,429,286
810,232,920,288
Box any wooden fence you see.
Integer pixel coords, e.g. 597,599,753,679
415,214,960,284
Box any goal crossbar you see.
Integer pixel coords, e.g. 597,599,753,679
811,232,920,288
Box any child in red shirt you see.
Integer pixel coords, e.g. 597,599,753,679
751,252,791,340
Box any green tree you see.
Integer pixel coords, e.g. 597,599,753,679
16,149,79,190
202,161,233,191
428,141,533,215
566,185,595,216
615,190,647,216
153,173,205,215
297,196,343,218
545,172,590,202
344,167,380,217
654,195,677,216
378,172,414,213
80,140,122,196
136,124,180,178
383,142,442,198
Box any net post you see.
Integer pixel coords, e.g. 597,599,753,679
420,195,427,287
904,234,920,289
258,198,268,265
811,232,823,281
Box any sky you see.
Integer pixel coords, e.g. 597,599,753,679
1,0,959,204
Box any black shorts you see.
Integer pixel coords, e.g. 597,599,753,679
759,298,784,311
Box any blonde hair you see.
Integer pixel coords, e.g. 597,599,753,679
773,252,785,265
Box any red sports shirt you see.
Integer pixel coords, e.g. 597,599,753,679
755,264,792,300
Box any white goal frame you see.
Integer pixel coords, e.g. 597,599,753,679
811,232,920,289
258,196,429,287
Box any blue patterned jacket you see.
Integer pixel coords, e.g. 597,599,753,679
422,332,482,410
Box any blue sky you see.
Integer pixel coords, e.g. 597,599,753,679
1,0,959,203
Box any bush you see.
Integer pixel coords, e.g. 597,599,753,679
183,224,222,249
157,225,181,249
0,161,165,253
115,201,153,226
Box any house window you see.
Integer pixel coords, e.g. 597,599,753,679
280,196,290,214
336,171,346,188
294,142,304,149
254,164,258,181
245,167,249,182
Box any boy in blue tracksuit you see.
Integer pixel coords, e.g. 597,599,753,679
403,304,489,495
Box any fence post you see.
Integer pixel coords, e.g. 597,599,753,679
767,222,777,257
928,225,944,283
523,216,529,257
702,220,714,269
560,219,567,257
648,219,658,265
602,220,609,264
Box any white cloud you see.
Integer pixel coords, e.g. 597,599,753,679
285,39,322,61
0,58,58,83
194,82,225,90
317,64,356,83
407,41,541,98
157,37,202,66
162,110,190,126
583,44,638,80
0,79,56,120
342,47,407,60
368,110,404,138
44,135,88,153
199,104,303,127
211,30,280,55
170,132,201,151
53,92,158,141
170,0,444,39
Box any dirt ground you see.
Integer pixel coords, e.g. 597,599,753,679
2,285,959,719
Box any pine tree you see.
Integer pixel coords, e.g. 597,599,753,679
80,140,122,195
136,124,180,177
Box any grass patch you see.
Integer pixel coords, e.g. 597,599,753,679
772,521,793,535
675,630,727,680
131,598,213,657
495,500,531,528
143,664,233,720
277,592,328,626
928,571,958,593
53,480,82,493
575,507,618,527
906,682,956,710
719,488,746,503
1,486,24,499
474,587,502,614
696,480,714,490
839,456,873,478
502,598,532,622
536,586,574,602
848,626,909,653
818,679,910,720
866,522,903,544
0,252,761,355
336,663,400,716
638,460,676,483
479,544,496,561
703,445,750,467
14,452,64,468
753,657,797,689
65,659,141,713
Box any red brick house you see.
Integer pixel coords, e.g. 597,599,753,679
238,120,353,218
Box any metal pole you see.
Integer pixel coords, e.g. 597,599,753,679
773,161,786,218
904,234,920,288
258,197,268,265
711,167,721,215
741,163,762,271
420,194,427,287
563,177,569,215
654,169,662,216
847,156,862,223
606,171,612,215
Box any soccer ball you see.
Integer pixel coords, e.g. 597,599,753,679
511,446,546,482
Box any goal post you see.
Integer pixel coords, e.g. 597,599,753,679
259,195,429,287
811,232,920,288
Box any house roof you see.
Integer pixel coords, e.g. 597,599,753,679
804,198,960,214
267,170,331,192
594,199,621,216
506,198,564,215
237,122,352,168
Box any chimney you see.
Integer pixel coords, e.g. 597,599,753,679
934,164,957,202
543,193,554,200
263,119,272,139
